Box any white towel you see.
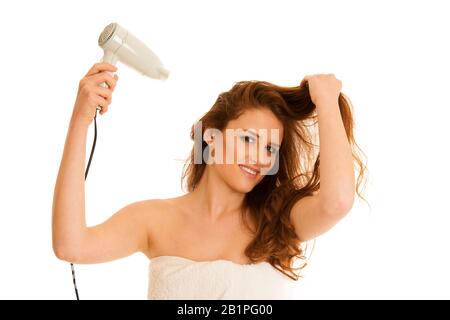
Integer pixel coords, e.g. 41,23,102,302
148,255,299,299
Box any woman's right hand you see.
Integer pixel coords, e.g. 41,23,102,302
71,62,119,126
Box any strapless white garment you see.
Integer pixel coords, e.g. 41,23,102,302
147,255,298,299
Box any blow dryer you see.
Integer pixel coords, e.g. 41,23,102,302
69,22,169,300
98,22,170,80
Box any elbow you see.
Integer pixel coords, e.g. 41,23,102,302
52,224,87,263
53,244,81,263
339,192,355,213
321,193,355,217
53,246,75,263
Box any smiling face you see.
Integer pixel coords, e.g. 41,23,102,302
208,107,284,193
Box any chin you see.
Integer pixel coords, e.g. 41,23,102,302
233,182,255,194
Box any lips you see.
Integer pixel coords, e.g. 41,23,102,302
238,164,260,177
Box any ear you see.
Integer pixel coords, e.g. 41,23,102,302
203,131,216,159
203,130,215,146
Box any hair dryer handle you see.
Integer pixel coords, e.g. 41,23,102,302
102,50,118,65
96,51,117,111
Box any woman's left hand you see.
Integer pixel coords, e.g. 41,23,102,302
300,73,342,106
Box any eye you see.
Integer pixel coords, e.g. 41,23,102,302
266,145,275,154
240,135,256,143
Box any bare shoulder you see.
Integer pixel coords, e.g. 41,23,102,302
136,195,188,227
140,195,187,212
131,198,170,220
118,198,162,216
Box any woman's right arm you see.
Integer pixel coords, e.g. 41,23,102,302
52,63,151,264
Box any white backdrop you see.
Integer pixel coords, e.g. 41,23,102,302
0,0,449,299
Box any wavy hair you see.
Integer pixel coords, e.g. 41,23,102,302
181,80,368,280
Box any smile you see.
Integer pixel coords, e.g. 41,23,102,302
239,164,260,178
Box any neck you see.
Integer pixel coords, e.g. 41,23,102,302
188,165,245,221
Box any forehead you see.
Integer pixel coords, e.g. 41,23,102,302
226,108,284,134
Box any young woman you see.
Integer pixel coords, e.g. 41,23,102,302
52,62,367,299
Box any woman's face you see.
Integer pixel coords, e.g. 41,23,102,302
209,107,284,193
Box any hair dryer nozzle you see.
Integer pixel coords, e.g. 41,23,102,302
98,23,117,47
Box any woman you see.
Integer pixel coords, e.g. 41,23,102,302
52,62,367,299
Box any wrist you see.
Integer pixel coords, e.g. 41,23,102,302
315,100,339,111
69,115,90,131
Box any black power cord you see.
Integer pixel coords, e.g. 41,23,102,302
70,107,100,300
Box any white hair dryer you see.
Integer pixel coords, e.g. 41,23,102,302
98,22,170,80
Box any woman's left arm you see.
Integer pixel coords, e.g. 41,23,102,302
290,74,355,242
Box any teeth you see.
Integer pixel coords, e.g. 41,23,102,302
239,165,257,175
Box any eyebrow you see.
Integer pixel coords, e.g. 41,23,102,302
244,129,281,148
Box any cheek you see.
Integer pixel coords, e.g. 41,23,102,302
221,137,241,164
234,141,245,163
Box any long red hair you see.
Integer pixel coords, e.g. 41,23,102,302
181,80,368,280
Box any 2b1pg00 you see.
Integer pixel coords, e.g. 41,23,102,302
221,304,273,315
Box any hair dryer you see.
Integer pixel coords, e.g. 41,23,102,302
98,22,170,80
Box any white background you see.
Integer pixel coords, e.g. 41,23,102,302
0,0,449,299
